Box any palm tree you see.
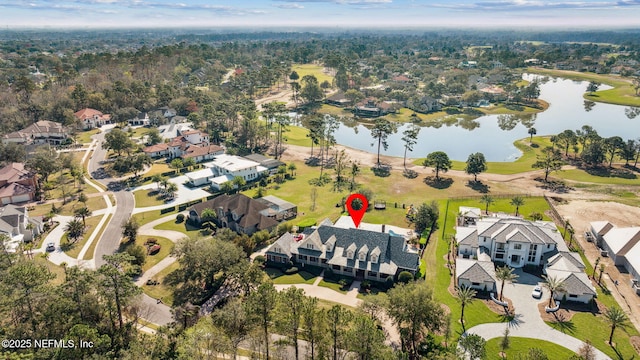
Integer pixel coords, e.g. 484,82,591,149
480,194,494,215
121,217,139,243
74,206,91,227
288,163,297,177
496,266,519,301
528,127,537,141
605,306,629,345
221,181,234,194
542,275,565,307
165,182,178,199
456,285,477,330
65,219,85,244
160,177,170,193
232,176,246,193
510,196,525,217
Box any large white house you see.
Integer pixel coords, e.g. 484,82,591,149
590,221,640,294
456,208,595,303
208,155,268,190
0,204,43,252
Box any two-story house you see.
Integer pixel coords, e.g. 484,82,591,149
0,163,37,205
74,108,111,130
2,120,70,145
207,155,268,190
0,204,43,252
266,217,420,282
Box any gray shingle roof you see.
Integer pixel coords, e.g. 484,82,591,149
457,260,496,284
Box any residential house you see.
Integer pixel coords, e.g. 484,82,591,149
207,155,267,190
158,107,177,119
0,163,37,205
74,108,111,130
142,143,170,158
325,91,351,107
2,120,70,145
543,252,596,303
256,195,297,221
589,221,615,248
157,121,195,141
353,98,395,118
0,204,43,252
129,112,150,127
408,96,442,113
188,194,279,236
243,154,285,176
182,144,224,163
591,222,640,292
265,218,420,282
456,208,595,303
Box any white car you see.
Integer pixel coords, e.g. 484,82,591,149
532,285,543,299
46,242,55,252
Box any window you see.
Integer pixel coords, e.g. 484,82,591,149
495,253,504,259
359,253,366,261
332,265,340,270
307,243,314,250
344,267,353,273
367,271,378,277
309,257,318,263
347,250,354,259
326,243,333,252
514,243,522,250
472,282,480,286
371,255,378,263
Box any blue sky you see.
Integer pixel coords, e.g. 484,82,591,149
0,0,639,28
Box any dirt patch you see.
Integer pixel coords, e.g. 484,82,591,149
538,300,604,324
630,336,640,353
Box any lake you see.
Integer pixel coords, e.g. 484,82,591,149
327,74,640,162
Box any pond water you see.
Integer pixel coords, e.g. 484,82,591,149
324,74,640,162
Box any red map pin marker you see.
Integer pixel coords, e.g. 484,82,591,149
345,193,368,229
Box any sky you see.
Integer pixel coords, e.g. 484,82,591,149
0,0,639,29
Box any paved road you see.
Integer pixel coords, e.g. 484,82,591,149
87,126,136,268
465,269,611,360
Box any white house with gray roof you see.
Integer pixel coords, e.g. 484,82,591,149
543,252,596,304
265,218,420,282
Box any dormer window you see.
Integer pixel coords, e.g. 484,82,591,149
371,254,378,263
359,252,366,261
307,243,314,250
347,250,354,259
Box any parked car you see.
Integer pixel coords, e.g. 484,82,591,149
532,285,543,299
585,231,593,242
46,242,55,252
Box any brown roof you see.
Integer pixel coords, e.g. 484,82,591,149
182,145,224,159
3,120,67,140
143,143,169,154
74,108,104,120
0,163,33,183
0,182,33,198
192,194,278,231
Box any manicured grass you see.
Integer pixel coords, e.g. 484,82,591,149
415,136,554,174
317,278,348,294
528,68,640,107
61,215,102,258
144,162,172,177
132,208,180,226
141,261,180,307
133,189,166,208
83,213,112,260
282,123,312,147
136,235,174,272
154,219,201,239
76,128,101,144
264,267,318,285
29,195,108,217
292,63,334,85
557,169,640,186
485,337,576,359
127,127,149,138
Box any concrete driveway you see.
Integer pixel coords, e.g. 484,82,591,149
466,269,611,360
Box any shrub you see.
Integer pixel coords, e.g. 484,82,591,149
284,267,299,275
144,238,158,245
297,218,317,230
126,245,147,265
398,271,414,283
384,276,395,289
253,255,266,266
147,244,161,255
176,214,185,223
529,212,544,221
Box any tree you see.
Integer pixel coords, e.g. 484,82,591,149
587,81,600,95
121,217,139,243
211,299,255,360
300,75,324,104
26,146,60,182
247,282,278,360
577,339,595,360
604,136,624,167
276,286,305,360
74,207,91,227
500,328,510,358
288,163,297,177
532,146,563,182
104,129,133,157
302,296,326,360
170,158,184,169
409,201,439,237
456,285,477,330
633,75,640,96
145,128,162,146
349,161,360,192
289,71,300,82
327,304,352,360
347,312,391,360
98,253,142,332
556,129,577,156
542,275,565,307
232,176,246,192
605,306,629,345
65,219,85,244
480,194,494,215
422,151,452,180
385,281,446,358
460,334,486,360
581,139,606,167
496,266,518,301
221,181,234,194
528,127,537,141
371,119,398,166
465,152,487,182
165,182,178,199
401,124,421,168
510,196,525,217
620,139,637,166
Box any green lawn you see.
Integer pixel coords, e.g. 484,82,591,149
317,278,348,294
557,168,640,186
137,235,174,272
282,123,312,147
83,213,112,260
76,128,101,144
33,256,67,286
133,189,166,208
29,195,108,217
141,261,180,306
61,215,102,258
528,68,640,107
144,162,172,177
154,219,201,239
291,64,334,85
264,267,318,285
414,136,554,173
132,208,180,227
485,337,577,360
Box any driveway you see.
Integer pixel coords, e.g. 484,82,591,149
131,175,211,215
465,269,611,360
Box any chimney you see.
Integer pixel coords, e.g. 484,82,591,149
382,224,386,233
